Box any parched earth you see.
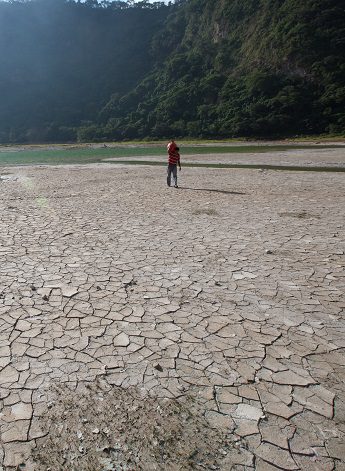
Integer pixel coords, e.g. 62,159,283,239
0,152,345,470
104,144,345,168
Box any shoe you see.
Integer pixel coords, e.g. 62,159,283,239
174,185,178,188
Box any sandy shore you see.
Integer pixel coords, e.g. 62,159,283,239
104,147,345,167
0,157,344,469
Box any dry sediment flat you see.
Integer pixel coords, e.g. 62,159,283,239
0,154,345,470
105,146,345,167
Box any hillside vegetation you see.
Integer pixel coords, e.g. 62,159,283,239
0,0,344,142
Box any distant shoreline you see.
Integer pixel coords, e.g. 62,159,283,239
1,137,345,153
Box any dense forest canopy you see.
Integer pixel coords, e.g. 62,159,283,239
0,0,344,142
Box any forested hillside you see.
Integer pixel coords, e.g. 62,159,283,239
1,0,344,142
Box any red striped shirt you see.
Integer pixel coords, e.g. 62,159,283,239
168,150,180,165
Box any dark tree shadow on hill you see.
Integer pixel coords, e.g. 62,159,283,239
179,186,246,195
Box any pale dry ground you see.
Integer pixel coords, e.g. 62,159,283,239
0,157,345,470
105,146,345,167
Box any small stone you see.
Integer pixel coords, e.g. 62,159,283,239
113,332,130,347
233,404,264,422
61,286,78,298
265,249,273,254
92,428,100,434
153,363,163,372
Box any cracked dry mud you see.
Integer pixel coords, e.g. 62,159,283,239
0,156,345,470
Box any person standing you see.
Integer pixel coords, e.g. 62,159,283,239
167,142,181,188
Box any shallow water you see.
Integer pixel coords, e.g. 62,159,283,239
0,144,343,167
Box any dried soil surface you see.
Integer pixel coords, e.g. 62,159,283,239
0,146,345,470
105,146,345,167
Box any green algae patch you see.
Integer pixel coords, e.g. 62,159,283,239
0,144,344,167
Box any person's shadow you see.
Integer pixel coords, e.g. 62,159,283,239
179,186,246,195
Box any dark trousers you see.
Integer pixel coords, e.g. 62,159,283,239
167,164,177,187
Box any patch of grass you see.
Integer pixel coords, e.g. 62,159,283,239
110,160,345,173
